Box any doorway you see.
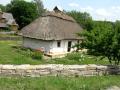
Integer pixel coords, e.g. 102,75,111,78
67,41,72,52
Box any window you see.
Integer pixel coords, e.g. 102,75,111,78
57,41,61,47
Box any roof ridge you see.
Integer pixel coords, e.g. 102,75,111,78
21,12,83,40
42,11,76,22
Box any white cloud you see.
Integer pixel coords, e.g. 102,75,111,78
96,8,112,17
111,6,120,13
71,6,120,21
79,6,94,14
69,3,79,7
0,0,10,5
94,7,120,21
112,6,120,10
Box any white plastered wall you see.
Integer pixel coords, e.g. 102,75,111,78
23,38,78,55
23,38,52,53
50,40,78,54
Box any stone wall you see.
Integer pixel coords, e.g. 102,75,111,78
0,64,119,77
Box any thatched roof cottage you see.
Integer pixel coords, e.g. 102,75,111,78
0,9,18,31
21,7,83,56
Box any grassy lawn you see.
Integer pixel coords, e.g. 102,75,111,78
0,41,112,65
0,41,119,90
0,76,119,90
0,41,42,65
0,33,20,37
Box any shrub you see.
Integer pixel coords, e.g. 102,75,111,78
13,46,43,60
66,52,84,61
25,49,33,57
14,46,32,57
32,51,43,60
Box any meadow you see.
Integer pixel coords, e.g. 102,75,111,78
0,76,120,90
0,41,111,65
0,41,119,90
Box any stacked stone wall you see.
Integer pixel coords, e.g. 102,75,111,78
0,64,119,77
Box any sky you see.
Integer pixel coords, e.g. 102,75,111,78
0,0,120,21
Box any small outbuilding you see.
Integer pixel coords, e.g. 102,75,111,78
21,7,83,56
0,9,18,31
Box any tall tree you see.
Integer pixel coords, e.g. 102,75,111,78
0,4,6,12
67,11,93,31
6,0,44,29
79,21,120,65
34,0,44,16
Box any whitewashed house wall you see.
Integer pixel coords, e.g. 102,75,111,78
23,37,78,55
23,38,52,53
50,40,77,54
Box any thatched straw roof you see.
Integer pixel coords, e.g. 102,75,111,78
2,13,14,21
21,7,83,40
0,12,18,27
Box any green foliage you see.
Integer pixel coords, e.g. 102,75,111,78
13,45,29,53
67,11,93,31
79,21,120,65
0,41,111,65
66,52,84,61
32,50,43,60
0,76,120,90
0,27,11,32
34,0,45,16
0,4,6,11
6,0,44,29
14,46,43,60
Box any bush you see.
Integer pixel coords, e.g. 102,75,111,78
14,46,32,57
66,52,84,61
13,46,43,60
32,51,43,60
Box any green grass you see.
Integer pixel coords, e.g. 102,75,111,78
0,41,43,65
0,41,112,65
0,76,120,90
51,53,110,65
0,33,19,37
0,41,119,90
